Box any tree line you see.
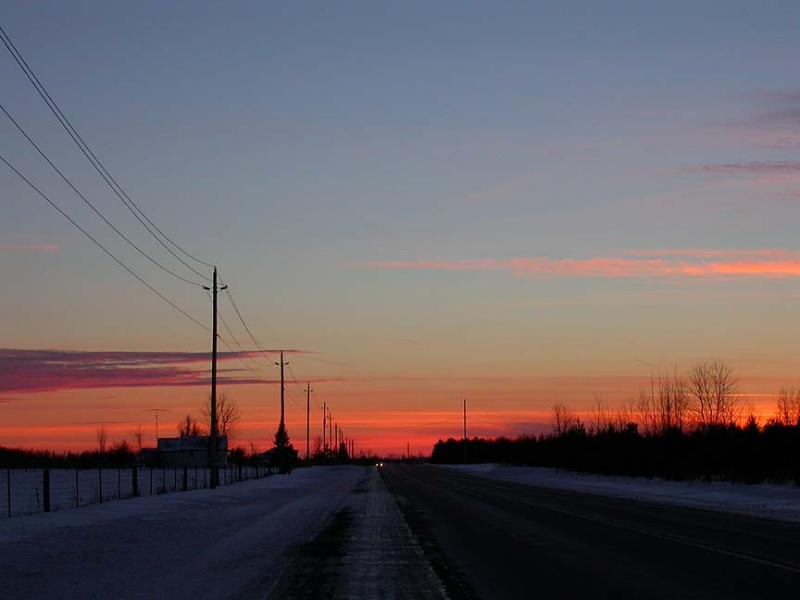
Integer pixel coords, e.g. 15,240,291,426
432,361,800,485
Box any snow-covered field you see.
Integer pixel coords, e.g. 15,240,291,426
439,464,800,523
1,465,367,600
1,465,268,517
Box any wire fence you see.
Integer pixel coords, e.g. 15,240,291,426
1,465,274,518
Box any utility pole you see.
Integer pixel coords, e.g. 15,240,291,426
322,401,327,452
203,267,227,488
463,398,467,464
407,441,410,461
274,351,290,430
328,412,333,452
304,382,313,461
146,408,168,445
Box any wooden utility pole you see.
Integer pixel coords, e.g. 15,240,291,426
463,398,467,464
304,382,313,460
203,267,227,488
322,401,327,452
274,351,289,429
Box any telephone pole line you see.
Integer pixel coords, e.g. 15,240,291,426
145,408,168,444
304,382,313,461
463,398,468,464
274,351,290,430
322,401,327,452
203,267,227,488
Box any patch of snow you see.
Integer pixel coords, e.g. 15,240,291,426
0,465,366,600
438,464,800,523
339,470,446,599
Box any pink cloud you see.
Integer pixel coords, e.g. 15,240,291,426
687,162,800,176
0,349,315,393
364,249,800,279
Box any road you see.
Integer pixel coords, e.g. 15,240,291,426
381,464,800,599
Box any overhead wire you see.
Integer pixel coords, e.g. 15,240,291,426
0,24,213,280
205,289,269,382
0,102,206,287
0,152,208,331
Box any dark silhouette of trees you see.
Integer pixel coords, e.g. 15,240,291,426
688,360,740,428
432,362,800,485
776,385,800,426
431,422,800,485
200,393,241,440
177,414,204,438
269,422,298,473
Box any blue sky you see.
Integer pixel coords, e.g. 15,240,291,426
2,2,800,450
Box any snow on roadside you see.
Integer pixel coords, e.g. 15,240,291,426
438,464,800,523
1,465,367,600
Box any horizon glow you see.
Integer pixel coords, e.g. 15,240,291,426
3,2,800,454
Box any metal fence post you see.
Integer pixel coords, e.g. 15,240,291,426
98,467,103,504
75,468,79,507
132,466,139,497
150,467,153,495
117,469,121,499
182,466,188,492
7,468,12,517
42,469,50,513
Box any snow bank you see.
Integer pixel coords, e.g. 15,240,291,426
1,465,367,600
438,464,800,522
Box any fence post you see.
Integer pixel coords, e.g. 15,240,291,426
7,468,11,517
132,466,139,497
182,466,188,491
43,469,51,513
150,467,153,495
161,468,165,494
118,469,121,499
75,468,79,507
98,467,103,504
174,467,177,492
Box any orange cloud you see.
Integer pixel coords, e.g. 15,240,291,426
364,249,800,279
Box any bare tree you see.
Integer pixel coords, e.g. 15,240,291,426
132,425,144,452
636,387,657,435
200,393,241,440
96,424,107,453
589,393,610,433
613,396,639,432
177,414,204,438
655,368,689,433
775,385,800,426
552,402,580,435
687,360,740,428
312,435,323,455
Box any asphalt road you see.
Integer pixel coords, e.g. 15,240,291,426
381,464,800,599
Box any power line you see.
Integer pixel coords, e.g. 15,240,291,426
0,151,208,331
0,102,205,287
0,24,213,279
221,282,272,358
206,289,273,382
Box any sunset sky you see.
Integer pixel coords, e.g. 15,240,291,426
3,2,800,455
